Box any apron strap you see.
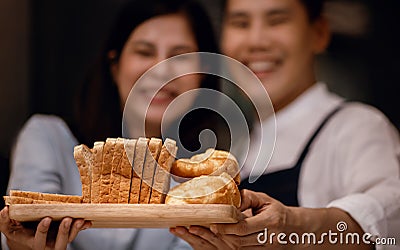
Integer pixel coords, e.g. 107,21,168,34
240,102,347,206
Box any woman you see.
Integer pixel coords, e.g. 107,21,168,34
1,0,226,249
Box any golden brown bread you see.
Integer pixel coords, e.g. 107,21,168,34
133,138,149,203
118,139,135,203
140,138,162,204
5,190,82,204
99,138,116,203
73,144,93,203
91,141,104,203
171,148,241,184
109,138,125,203
165,173,241,208
7,137,179,205
150,138,177,204
8,138,242,207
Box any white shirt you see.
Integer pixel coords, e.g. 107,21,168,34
243,83,400,249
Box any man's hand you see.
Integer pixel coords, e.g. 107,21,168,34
170,189,291,249
171,189,374,250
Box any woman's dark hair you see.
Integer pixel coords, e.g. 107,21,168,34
220,0,325,22
71,0,227,153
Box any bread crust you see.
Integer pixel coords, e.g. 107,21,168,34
118,139,135,203
5,191,82,204
172,148,241,184
99,138,116,203
7,137,180,205
150,138,177,204
91,141,104,203
165,173,241,208
109,138,125,203
140,138,162,204
74,144,93,203
133,137,149,203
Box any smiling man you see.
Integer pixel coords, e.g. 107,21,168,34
171,0,400,249
221,0,329,112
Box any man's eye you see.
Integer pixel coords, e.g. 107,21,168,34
268,16,288,26
228,19,249,29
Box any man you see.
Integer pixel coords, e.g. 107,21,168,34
171,0,400,249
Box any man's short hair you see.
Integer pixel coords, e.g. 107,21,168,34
301,0,325,21
221,0,325,22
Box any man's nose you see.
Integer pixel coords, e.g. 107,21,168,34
247,21,269,50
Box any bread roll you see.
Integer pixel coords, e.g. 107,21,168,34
171,148,241,184
165,173,241,208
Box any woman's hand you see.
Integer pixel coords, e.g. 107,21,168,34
0,206,91,250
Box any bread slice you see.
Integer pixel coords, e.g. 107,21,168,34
108,138,125,203
91,141,104,203
99,138,116,203
9,190,41,200
118,139,136,203
129,176,141,204
165,172,241,208
39,193,82,203
150,138,177,204
132,137,149,203
172,148,241,184
74,144,94,203
4,196,33,205
126,139,141,204
139,138,162,204
6,190,82,204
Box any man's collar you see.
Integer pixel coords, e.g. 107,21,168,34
261,83,343,171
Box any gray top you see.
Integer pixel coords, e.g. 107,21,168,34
3,114,191,250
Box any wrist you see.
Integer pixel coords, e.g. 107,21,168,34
286,206,330,234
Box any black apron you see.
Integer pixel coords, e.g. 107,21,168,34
240,104,345,206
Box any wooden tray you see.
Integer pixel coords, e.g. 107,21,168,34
9,204,241,228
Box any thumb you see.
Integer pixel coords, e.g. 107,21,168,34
239,189,271,212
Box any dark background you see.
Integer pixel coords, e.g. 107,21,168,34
0,1,399,243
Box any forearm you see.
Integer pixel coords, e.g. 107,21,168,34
287,206,374,249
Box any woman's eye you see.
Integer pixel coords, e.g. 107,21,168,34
134,50,153,57
169,52,191,60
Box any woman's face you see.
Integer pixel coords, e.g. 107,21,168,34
111,13,201,127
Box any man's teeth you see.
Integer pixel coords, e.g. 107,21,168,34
248,61,275,72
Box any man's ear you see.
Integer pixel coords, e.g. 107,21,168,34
108,50,119,82
312,16,331,54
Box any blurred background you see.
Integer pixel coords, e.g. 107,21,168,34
0,0,399,213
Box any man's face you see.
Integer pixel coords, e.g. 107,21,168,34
221,0,329,111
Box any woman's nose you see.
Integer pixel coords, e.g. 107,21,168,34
151,56,173,81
